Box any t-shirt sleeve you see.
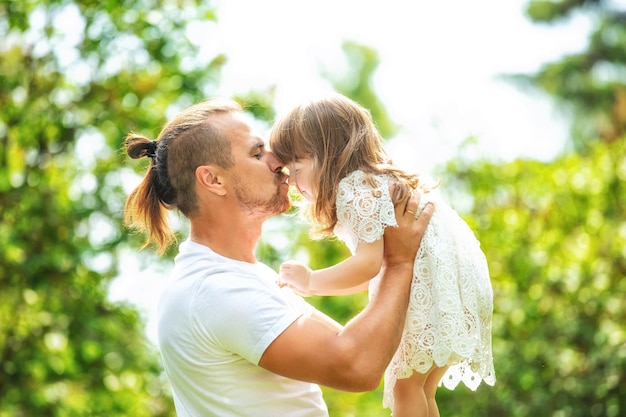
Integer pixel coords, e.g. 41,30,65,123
336,171,398,244
192,273,305,366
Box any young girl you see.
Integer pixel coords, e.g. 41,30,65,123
269,93,495,417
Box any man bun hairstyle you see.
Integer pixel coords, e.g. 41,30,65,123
124,98,242,253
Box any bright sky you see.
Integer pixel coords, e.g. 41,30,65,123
209,0,593,174
110,0,593,343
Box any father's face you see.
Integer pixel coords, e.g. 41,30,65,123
225,113,291,216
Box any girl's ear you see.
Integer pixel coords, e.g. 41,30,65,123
196,165,227,196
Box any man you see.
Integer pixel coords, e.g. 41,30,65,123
124,98,433,416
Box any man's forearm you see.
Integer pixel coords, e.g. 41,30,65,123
335,260,414,390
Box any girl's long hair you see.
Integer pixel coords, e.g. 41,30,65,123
270,93,428,238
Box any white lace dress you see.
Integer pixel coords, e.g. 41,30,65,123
334,170,496,410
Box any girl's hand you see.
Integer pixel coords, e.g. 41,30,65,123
279,260,313,296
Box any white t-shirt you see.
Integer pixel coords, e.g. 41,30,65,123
157,239,328,417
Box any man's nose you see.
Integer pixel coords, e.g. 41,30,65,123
266,151,286,174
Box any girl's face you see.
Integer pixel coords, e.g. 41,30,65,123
289,158,316,202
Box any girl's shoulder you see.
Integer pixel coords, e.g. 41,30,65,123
337,170,394,205
340,169,390,188
341,169,366,183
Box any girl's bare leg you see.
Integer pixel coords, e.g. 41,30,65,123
391,366,449,417
423,366,449,417
392,371,428,417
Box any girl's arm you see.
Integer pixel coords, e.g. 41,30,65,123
280,239,383,296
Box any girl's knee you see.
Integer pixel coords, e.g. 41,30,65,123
424,366,448,398
394,376,419,400
394,371,428,400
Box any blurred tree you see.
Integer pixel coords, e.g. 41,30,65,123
513,0,626,150
433,137,625,417
0,0,253,415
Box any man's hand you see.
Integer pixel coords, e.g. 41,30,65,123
383,190,434,267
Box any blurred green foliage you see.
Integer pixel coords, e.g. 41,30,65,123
431,138,625,417
0,0,248,415
515,0,626,150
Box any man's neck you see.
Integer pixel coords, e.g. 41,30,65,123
189,215,264,263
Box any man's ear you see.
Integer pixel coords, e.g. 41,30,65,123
196,165,227,196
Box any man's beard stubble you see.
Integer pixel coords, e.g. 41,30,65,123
233,174,291,216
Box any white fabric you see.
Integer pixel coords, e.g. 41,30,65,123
157,239,328,417
334,170,496,410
